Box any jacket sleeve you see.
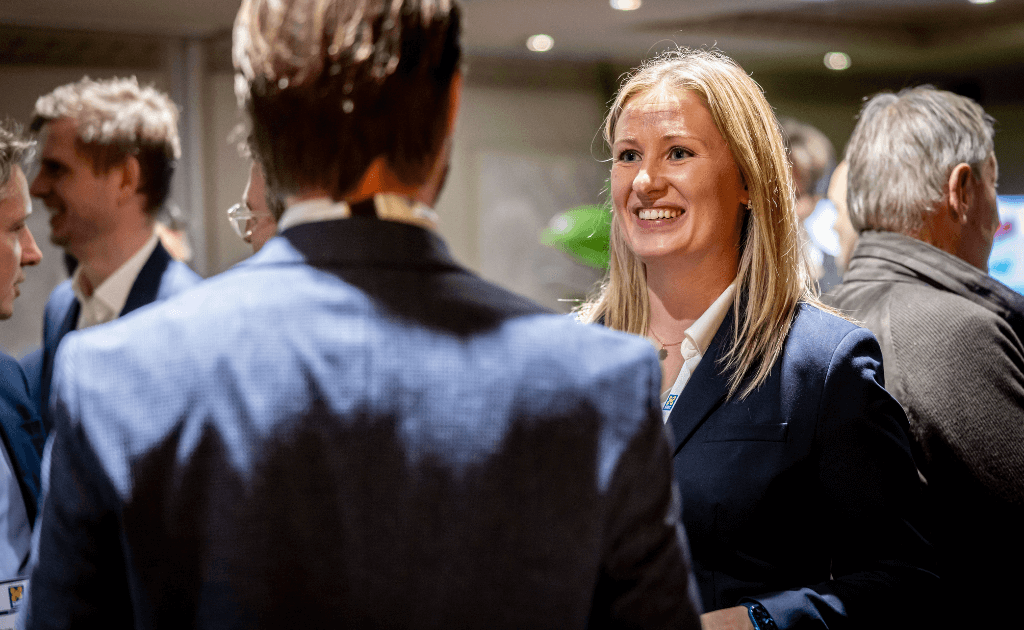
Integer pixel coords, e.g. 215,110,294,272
23,343,134,630
588,354,703,630
746,327,939,630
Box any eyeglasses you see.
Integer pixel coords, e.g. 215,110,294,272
226,203,272,241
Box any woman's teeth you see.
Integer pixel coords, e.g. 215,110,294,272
638,208,682,221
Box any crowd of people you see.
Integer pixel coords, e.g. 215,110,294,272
0,0,1019,628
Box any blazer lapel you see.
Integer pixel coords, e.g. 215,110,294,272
121,243,172,317
40,298,80,433
666,309,734,455
0,358,43,523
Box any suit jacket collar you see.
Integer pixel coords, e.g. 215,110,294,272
40,242,173,435
666,308,734,455
266,218,463,272
121,241,175,317
846,231,1024,333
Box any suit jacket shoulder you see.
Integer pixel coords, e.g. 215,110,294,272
35,242,202,434
30,220,702,630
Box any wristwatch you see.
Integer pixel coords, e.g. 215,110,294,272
741,601,779,630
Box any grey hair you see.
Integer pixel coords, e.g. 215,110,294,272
845,85,994,235
0,121,33,194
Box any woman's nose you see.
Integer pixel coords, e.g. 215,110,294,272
633,162,664,197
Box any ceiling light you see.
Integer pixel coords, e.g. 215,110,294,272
824,52,851,71
611,0,642,10
969,0,995,4
526,34,554,52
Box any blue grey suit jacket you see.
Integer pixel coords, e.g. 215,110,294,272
26,219,702,630
669,304,938,629
0,353,44,526
26,241,200,434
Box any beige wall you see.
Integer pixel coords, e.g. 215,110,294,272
0,66,167,357
2,59,1023,355
0,63,611,353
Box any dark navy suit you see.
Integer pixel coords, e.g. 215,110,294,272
26,241,200,433
26,219,702,630
669,305,937,629
0,353,44,527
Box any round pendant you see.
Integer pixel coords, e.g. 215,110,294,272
658,348,668,361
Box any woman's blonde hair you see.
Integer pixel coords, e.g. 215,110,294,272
580,48,820,399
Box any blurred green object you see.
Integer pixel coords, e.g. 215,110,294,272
540,204,612,270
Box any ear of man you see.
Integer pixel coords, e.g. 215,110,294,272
917,162,973,257
344,71,463,207
946,162,975,227
113,154,145,210
420,70,463,207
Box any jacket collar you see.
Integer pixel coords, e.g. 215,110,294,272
666,308,735,455
845,231,1024,332
256,217,463,272
121,240,173,317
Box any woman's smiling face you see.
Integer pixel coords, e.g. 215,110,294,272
610,86,748,270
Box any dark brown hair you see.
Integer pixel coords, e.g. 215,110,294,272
31,76,180,216
233,0,462,200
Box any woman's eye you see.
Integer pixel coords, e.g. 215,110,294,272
617,149,640,163
669,147,690,160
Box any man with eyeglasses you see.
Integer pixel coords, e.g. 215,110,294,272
227,162,280,253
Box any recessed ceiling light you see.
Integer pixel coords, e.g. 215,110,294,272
611,0,642,10
824,51,851,71
969,0,995,4
527,34,554,53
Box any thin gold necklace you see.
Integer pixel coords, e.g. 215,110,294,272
649,328,683,361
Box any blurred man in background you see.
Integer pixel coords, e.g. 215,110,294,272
0,121,45,580
226,162,280,253
23,1,703,628
24,76,200,432
780,117,841,291
825,160,857,275
827,85,1023,628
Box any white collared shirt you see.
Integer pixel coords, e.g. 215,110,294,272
659,283,735,422
278,195,439,232
73,232,159,330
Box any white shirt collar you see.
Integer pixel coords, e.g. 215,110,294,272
681,282,735,358
278,194,438,232
73,232,159,330
658,282,736,422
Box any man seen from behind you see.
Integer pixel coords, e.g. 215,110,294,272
826,86,1024,627
24,1,703,628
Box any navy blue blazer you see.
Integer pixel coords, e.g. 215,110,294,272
26,219,702,630
0,353,45,526
31,241,201,433
669,304,937,629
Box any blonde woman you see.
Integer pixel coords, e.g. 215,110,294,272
580,49,936,630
